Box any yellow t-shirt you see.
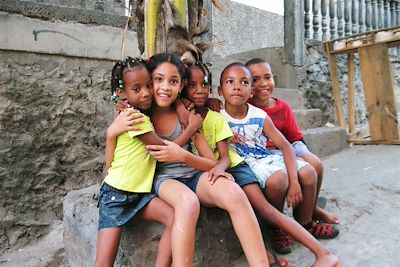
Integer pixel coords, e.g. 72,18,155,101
201,110,244,168
104,115,156,193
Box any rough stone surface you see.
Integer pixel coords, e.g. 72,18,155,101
63,185,243,267
296,40,400,125
0,221,64,267
0,50,115,253
0,12,141,61
0,0,130,28
209,0,284,58
303,127,349,158
293,109,323,130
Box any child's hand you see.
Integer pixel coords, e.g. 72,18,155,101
175,98,190,127
147,139,183,162
181,97,195,111
208,165,234,185
286,182,303,208
107,108,144,137
206,98,224,112
187,111,203,132
115,99,130,115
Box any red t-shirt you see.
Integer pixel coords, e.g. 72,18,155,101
248,98,303,146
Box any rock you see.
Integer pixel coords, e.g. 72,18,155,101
63,185,244,267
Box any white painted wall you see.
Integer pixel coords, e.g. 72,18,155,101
231,0,284,15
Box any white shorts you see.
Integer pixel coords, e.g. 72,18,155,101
269,140,310,158
244,154,308,189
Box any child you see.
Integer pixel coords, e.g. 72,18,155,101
246,58,339,226
145,53,270,267
181,62,340,267
218,63,339,252
95,57,202,267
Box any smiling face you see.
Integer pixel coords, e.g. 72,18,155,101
151,62,183,108
185,67,210,107
247,62,275,102
218,65,253,107
117,67,153,111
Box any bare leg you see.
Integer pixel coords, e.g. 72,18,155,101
264,170,289,211
139,197,174,267
301,152,339,224
196,176,269,267
94,227,122,267
293,165,317,225
243,184,340,267
158,179,200,267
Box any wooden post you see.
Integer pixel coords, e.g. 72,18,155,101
325,42,346,128
347,53,356,134
358,43,399,141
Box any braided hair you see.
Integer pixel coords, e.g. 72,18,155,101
110,56,148,102
186,61,212,87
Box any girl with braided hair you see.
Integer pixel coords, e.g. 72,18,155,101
95,57,204,267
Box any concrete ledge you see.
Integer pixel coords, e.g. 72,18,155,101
294,109,323,130
273,88,304,109
0,0,129,28
303,127,349,158
0,12,140,60
63,185,244,267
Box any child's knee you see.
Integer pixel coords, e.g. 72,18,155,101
266,170,289,192
299,165,317,187
177,192,200,218
221,182,249,207
161,205,175,227
303,153,324,175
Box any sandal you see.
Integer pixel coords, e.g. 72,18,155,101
271,229,293,254
268,251,290,267
305,221,339,239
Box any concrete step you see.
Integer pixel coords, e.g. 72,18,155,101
273,88,304,109
303,126,349,158
294,108,323,130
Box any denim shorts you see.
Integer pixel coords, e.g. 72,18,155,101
154,171,203,195
227,162,258,187
97,183,156,230
269,140,310,157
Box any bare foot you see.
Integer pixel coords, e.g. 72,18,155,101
314,252,340,267
266,250,290,267
313,206,339,224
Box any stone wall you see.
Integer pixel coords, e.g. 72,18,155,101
20,0,126,15
206,0,284,59
0,50,114,253
296,40,400,125
63,185,244,267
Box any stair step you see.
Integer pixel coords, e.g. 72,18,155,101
273,88,304,109
303,127,349,158
294,109,323,130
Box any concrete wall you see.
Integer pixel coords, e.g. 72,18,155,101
0,10,139,60
0,4,141,253
19,0,126,15
207,0,284,58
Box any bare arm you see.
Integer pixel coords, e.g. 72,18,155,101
191,132,216,161
207,140,234,184
263,115,302,207
173,111,202,147
147,140,216,171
